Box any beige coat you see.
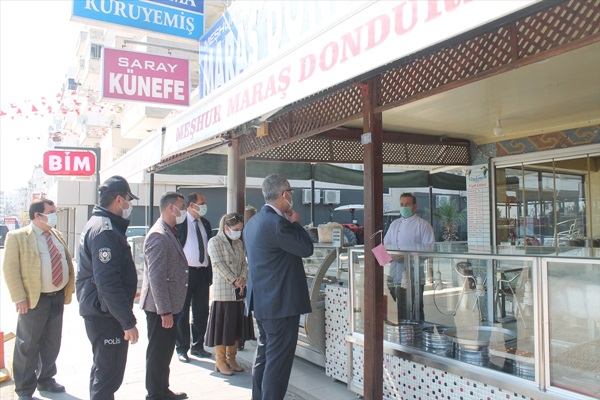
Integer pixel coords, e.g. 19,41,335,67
2,225,75,308
207,231,247,302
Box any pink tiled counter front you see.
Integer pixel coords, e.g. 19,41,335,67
325,286,534,400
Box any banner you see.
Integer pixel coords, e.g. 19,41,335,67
164,0,540,158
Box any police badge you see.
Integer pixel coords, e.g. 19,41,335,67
99,248,112,263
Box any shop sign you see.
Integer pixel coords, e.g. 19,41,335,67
199,1,369,99
164,0,540,157
72,0,205,41
102,48,190,106
43,150,96,176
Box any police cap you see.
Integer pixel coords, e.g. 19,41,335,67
99,175,139,200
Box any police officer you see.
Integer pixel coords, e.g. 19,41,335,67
77,176,140,400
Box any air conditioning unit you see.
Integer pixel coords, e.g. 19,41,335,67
302,189,321,204
323,190,340,205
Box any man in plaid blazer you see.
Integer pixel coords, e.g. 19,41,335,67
3,198,75,400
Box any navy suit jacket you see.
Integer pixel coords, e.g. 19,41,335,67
176,216,213,284
244,205,314,320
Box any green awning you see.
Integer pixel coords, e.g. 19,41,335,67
159,153,465,190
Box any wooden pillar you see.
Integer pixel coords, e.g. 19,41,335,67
361,78,384,400
232,138,246,216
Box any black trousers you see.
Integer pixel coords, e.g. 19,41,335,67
84,316,130,400
394,284,425,321
13,292,64,397
175,266,210,354
252,315,300,400
146,311,177,400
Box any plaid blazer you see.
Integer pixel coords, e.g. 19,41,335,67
207,231,247,302
2,225,75,308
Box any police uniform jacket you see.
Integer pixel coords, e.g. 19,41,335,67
77,205,138,330
207,231,247,302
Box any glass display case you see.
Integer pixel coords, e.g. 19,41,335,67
297,244,349,366
348,245,600,399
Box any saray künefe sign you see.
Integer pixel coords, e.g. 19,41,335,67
101,48,190,106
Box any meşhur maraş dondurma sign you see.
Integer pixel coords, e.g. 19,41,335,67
198,1,369,100
164,0,540,158
72,0,204,40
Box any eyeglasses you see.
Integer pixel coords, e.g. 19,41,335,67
284,189,294,194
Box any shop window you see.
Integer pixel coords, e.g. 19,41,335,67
494,154,600,247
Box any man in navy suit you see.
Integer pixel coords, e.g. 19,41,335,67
244,174,314,400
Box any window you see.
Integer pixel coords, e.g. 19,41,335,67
90,44,102,60
494,155,598,247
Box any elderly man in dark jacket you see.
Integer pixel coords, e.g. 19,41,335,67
77,176,139,400
244,174,314,400
140,192,189,400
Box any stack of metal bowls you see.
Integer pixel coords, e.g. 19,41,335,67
444,326,517,367
422,325,453,357
398,320,422,346
384,320,423,345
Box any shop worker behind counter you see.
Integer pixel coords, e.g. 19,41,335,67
77,175,140,400
383,192,435,321
243,174,314,400
3,198,75,400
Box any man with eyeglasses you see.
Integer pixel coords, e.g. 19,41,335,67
174,192,213,362
3,198,75,400
77,175,140,400
244,174,314,400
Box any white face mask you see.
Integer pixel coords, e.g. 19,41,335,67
120,198,133,219
195,203,208,216
42,212,57,227
226,228,242,240
284,191,293,209
174,206,187,224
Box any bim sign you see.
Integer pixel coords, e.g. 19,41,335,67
43,151,96,176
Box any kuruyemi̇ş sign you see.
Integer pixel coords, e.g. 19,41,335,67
102,47,190,106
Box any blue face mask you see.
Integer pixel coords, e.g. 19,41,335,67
399,207,414,218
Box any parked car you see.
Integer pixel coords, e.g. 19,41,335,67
0,224,9,248
126,225,149,237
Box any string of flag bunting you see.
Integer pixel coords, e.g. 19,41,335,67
2,90,122,141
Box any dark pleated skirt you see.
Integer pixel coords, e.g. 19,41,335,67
206,301,255,347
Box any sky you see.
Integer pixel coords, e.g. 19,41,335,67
0,0,84,192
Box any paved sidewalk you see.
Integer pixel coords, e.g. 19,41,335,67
1,265,354,400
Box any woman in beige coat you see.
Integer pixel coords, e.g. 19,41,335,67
206,212,248,375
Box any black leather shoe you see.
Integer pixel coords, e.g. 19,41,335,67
37,381,66,393
167,391,188,399
177,353,190,363
190,347,211,357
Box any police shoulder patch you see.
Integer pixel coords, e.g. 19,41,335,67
99,248,112,263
